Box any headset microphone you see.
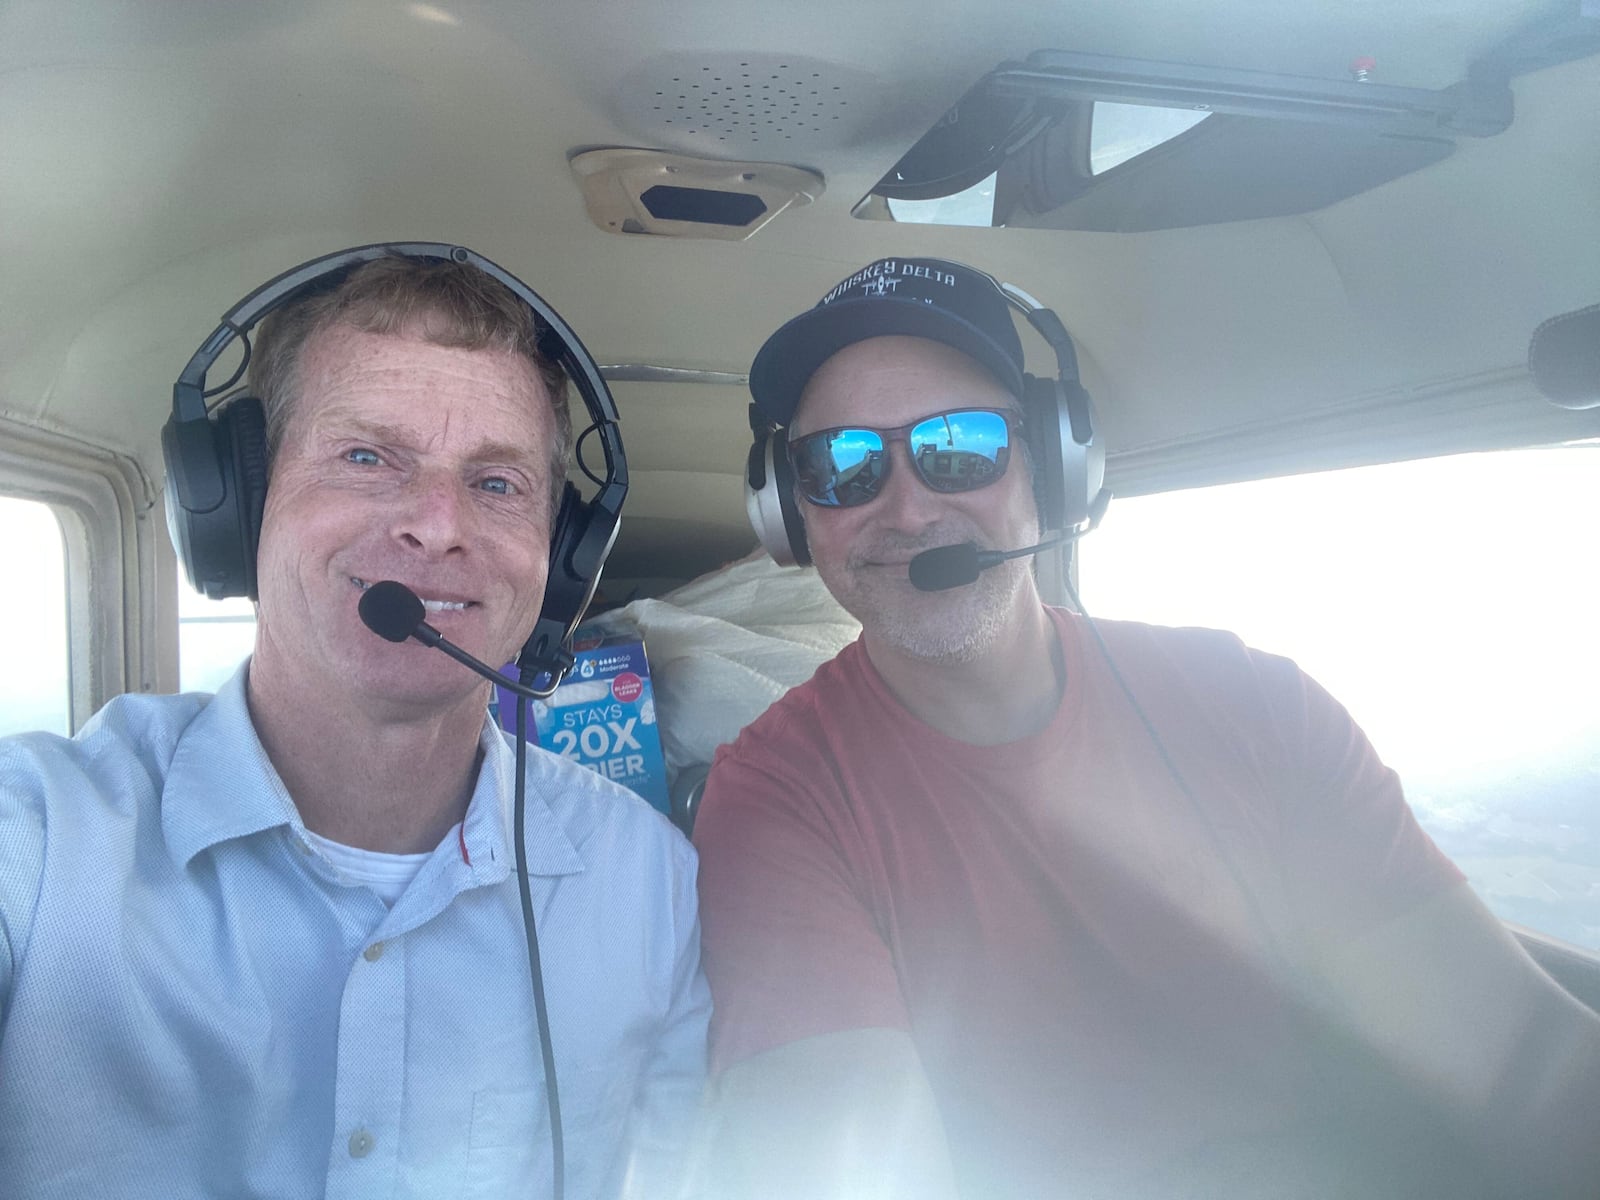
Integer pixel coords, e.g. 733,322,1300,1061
356,581,554,699
908,490,1112,592
355,577,566,1199
358,581,427,642
909,535,1069,592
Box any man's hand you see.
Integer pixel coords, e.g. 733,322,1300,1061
697,1028,960,1200
1307,881,1600,1198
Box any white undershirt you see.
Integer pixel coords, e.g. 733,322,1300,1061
301,828,433,906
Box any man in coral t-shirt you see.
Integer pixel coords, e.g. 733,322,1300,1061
692,257,1600,1199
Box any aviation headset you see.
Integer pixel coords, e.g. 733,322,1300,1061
162,241,628,687
745,266,1105,566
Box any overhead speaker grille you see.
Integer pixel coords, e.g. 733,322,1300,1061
611,52,883,154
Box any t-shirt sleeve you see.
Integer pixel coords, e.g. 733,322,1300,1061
693,732,910,1076
1250,648,1464,941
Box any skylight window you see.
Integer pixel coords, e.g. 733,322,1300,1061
885,172,997,226
1089,103,1210,174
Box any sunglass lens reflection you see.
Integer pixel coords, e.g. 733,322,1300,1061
908,411,1010,494
790,410,1012,508
793,429,888,507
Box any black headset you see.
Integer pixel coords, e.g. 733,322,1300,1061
744,273,1105,566
162,242,628,689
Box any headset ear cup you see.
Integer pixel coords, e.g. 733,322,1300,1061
540,482,591,632
517,479,621,682
772,437,810,567
224,396,270,599
1064,381,1106,529
744,430,810,566
1023,375,1102,533
1023,375,1070,534
162,414,214,598
163,395,268,601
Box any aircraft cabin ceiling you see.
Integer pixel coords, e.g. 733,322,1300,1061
2,0,1597,584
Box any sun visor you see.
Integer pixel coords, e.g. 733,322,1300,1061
856,6,1600,233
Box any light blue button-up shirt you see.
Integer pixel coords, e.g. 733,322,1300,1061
0,664,710,1199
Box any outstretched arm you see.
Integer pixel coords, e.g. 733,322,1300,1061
700,1027,959,1200
692,736,958,1200
1306,879,1600,1198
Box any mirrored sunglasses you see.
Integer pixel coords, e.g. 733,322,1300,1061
787,408,1016,509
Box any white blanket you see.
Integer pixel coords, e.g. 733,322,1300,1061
585,553,860,786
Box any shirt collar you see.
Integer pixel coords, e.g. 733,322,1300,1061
162,661,303,870
459,716,586,881
162,660,586,880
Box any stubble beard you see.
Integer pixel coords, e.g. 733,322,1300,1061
823,532,1039,665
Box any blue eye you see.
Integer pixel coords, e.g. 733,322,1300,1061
479,477,514,495
346,448,381,466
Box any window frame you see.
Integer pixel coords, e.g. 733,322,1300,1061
0,415,176,731
1100,368,1600,502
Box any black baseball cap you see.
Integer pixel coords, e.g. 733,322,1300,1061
749,257,1026,427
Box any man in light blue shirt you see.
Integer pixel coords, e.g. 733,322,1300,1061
0,249,710,1198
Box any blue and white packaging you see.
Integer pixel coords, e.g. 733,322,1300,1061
496,634,670,816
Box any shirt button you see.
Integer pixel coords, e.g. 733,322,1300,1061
348,1129,375,1158
363,942,384,962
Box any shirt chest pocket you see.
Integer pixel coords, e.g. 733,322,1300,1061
465,1068,632,1200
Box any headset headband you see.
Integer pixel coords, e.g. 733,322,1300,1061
994,278,1094,447
169,243,625,509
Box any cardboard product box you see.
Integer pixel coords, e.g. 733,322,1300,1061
495,634,670,816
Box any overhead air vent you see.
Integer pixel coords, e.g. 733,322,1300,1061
639,185,767,227
570,148,823,241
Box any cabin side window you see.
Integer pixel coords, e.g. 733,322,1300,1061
177,574,257,693
0,496,71,736
1079,443,1600,951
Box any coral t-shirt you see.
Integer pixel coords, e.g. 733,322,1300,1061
694,609,1463,1195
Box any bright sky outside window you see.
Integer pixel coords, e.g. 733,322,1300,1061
178,569,257,693
1077,445,1600,951
886,172,998,226
0,497,70,736
1090,102,1211,174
